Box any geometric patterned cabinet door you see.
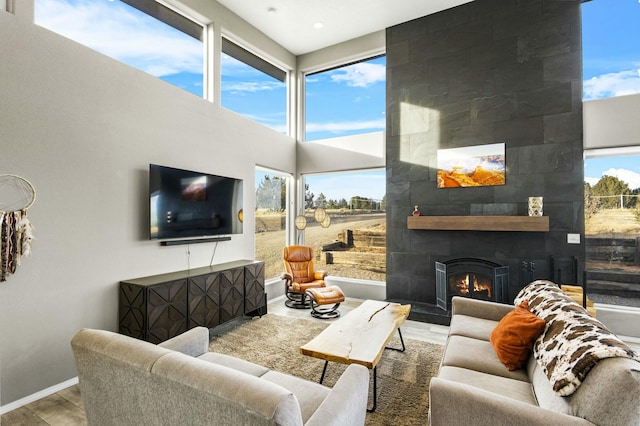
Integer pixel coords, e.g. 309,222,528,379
146,279,188,343
244,261,266,316
119,260,266,343
119,282,146,340
118,278,188,344
219,267,244,323
188,273,220,329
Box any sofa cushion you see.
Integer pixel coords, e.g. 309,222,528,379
442,335,529,382
449,314,497,341
490,300,545,371
198,352,270,377
262,370,330,424
437,366,538,406
529,359,573,415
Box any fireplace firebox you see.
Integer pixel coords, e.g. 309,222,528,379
435,258,509,311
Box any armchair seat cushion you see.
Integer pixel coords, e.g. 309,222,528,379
292,280,326,293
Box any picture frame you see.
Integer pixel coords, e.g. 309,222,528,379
437,143,506,188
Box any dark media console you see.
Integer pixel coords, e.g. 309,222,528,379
119,260,266,343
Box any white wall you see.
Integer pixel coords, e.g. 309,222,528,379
0,8,297,405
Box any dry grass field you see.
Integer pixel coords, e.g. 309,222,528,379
586,208,640,238
586,208,640,274
255,211,386,281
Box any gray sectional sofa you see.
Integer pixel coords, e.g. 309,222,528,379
71,326,369,426
429,281,640,426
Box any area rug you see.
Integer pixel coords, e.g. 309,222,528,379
209,314,443,426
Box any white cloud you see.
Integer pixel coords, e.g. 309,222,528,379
603,168,640,190
35,0,202,77
330,62,385,88
586,168,640,190
306,118,385,133
583,68,640,100
222,81,285,93
584,177,600,187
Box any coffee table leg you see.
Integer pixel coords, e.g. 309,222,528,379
385,327,406,352
367,366,378,413
319,361,329,384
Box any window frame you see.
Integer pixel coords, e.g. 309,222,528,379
220,35,290,134
255,166,293,280
35,0,207,98
302,54,386,143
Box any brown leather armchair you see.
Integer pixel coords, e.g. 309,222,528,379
281,245,327,308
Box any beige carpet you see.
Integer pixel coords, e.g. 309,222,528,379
209,313,443,426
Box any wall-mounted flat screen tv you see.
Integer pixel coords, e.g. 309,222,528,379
149,164,243,240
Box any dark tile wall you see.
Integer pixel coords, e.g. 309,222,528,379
386,0,585,312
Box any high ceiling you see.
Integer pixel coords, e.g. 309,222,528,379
216,0,473,55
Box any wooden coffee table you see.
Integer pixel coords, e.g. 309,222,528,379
299,300,411,412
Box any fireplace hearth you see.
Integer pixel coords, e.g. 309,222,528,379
435,258,509,311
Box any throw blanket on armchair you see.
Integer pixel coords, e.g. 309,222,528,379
515,280,640,396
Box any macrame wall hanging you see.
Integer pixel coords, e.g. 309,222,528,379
0,174,36,282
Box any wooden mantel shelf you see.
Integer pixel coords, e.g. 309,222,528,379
407,215,549,232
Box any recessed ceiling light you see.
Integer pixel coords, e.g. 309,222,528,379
314,22,324,29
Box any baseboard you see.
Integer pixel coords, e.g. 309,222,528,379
0,377,78,415
325,276,386,300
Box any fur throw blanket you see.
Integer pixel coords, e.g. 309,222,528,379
515,280,640,396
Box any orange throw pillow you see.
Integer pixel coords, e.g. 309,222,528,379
490,300,546,371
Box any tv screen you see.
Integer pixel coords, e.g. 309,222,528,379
149,164,243,240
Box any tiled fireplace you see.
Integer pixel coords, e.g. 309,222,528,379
384,0,585,325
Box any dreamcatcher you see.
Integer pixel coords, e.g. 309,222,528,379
0,174,36,282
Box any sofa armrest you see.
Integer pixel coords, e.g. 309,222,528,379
158,326,209,357
429,377,595,426
305,364,369,426
451,296,514,322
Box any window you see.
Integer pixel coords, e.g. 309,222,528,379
303,170,386,281
305,56,386,142
221,38,287,133
255,168,290,280
584,151,640,308
582,0,640,100
35,0,204,97
582,1,640,310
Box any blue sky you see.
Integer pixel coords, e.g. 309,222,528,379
582,0,640,100
582,0,640,190
35,0,640,196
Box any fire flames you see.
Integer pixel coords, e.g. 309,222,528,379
449,273,492,298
